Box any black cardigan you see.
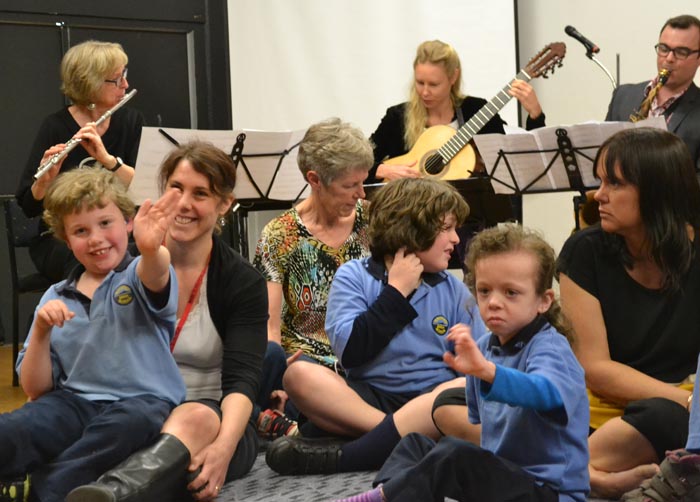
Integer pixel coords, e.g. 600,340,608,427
206,234,269,404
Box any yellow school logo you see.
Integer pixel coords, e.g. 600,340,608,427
114,284,134,306
432,315,449,335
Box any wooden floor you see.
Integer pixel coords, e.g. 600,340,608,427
0,344,27,413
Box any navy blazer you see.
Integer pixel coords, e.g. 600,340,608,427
606,81,700,172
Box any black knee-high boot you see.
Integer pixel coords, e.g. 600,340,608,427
65,433,191,502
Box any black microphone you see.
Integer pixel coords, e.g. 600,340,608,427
565,25,600,54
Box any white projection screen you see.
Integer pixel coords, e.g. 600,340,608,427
228,0,519,136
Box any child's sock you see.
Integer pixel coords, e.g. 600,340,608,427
334,486,384,502
338,414,401,472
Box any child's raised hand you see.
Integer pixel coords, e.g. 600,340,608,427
387,248,423,297
35,299,75,332
133,188,181,256
444,323,496,382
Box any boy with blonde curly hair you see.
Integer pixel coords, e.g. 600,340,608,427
0,168,185,501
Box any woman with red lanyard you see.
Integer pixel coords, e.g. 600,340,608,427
67,141,268,502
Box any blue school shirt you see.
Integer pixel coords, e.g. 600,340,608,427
687,353,700,452
327,257,486,394
17,254,186,406
467,318,590,502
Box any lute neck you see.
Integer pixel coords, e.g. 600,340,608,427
440,69,532,161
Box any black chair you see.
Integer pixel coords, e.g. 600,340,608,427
1,195,52,386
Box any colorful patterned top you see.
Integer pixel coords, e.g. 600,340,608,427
254,200,370,367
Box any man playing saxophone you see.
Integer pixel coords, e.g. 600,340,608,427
15,40,144,282
606,14,700,173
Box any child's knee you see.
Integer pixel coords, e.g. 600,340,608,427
282,361,318,395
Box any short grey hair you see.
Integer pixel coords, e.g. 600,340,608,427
297,117,373,185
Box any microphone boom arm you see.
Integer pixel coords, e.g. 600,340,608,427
565,26,617,91
587,53,618,90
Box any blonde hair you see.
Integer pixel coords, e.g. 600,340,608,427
61,40,128,105
297,117,373,185
404,40,465,150
43,167,135,241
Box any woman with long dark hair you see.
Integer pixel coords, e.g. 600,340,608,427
557,127,700,499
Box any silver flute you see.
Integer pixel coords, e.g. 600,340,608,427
34,89,138,180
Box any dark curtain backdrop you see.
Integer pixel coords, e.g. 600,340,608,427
0,0,231,343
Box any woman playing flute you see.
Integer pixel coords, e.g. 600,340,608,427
15,39,144,282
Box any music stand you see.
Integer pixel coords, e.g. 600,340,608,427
227,128,308,259
472,117,668,232
473,117,667,197
130,126,308,258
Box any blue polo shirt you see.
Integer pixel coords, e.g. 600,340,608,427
467,318,590,502
688,353,700,452
327,257,485,394
17,254,186,406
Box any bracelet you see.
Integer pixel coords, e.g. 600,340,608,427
688,394,693,412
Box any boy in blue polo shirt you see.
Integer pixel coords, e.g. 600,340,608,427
266,177,486,475
337,224,589,502
0,167,185,502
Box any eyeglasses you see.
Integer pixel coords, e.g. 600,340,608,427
655,43,700,60
104,68,128,87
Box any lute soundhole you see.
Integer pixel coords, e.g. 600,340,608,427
422,151,445,176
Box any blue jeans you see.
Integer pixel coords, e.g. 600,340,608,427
0,389,172,502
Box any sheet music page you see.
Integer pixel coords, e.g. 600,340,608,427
473,132,551,194
473,117,667,195
238,129,309,202
131,127,240,204
131,126,309,204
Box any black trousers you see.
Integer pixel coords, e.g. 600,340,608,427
374,433,558,502
0,390,171,502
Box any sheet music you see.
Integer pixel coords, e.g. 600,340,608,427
130,126,308,204
473,117,667,194
238,129,310,201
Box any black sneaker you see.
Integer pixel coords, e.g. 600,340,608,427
265,436,344,475
0,476,29,502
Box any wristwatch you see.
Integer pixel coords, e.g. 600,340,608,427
108,156,123,172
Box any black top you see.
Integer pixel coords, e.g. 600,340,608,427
15,106,144,218
557,225,700,382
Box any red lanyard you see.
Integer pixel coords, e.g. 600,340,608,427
170,253,211,352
